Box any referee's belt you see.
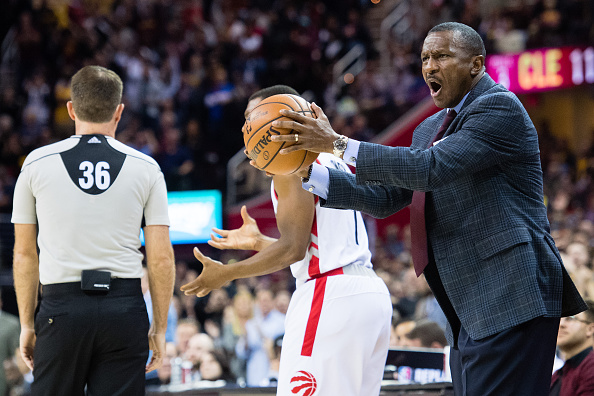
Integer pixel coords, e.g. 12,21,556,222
41,278,141,296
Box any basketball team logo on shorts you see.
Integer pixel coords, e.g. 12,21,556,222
290,370,317,396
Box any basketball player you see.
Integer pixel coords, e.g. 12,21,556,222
181,86,392,396
12,66,175,395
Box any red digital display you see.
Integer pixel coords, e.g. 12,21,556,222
486,46,594,94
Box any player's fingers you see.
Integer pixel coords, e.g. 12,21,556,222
240,205,255,224
211,227,229,237
249,159,263,170
196,288,212,298
180,279,199,292
207,240,225,250
193,247,208,263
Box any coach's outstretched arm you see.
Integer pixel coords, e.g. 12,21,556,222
181,174,314,297
143,225,175,373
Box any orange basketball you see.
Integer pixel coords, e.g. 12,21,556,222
243,94,319,175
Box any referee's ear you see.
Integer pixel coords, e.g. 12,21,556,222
67,101,77,121
113,103,125,124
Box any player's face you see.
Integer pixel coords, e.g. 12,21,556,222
421,31,477,109
244,97,263,120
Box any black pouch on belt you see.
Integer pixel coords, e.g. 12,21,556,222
81,270,111,293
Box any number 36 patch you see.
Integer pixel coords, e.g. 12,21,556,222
60,135,125,195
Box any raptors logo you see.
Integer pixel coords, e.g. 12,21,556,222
290,371,317,396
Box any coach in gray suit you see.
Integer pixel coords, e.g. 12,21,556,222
271,22,586,395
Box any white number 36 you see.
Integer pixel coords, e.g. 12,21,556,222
79,161,110,190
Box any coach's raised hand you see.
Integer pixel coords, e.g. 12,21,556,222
271,102,340,154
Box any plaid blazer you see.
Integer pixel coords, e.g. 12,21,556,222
323,74,586,344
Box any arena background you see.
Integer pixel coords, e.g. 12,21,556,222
0,0,593,393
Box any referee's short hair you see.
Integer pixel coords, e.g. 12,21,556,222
70,65,123,123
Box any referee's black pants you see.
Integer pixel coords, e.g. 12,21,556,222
32,279,149,396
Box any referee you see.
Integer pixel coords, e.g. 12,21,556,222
11,66,175,395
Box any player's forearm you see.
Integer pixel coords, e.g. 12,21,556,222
13,251,39,329
223,238,305,280
147,252,175,334
253,234,277,251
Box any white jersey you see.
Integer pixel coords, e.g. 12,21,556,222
271,153,372,286
12,134,170,285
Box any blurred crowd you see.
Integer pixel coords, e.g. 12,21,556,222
2,0,594,394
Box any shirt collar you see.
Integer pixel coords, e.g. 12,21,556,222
448,92,470,114
565,346,593,369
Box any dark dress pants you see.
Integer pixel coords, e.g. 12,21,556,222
424,260,560,396
450,316,559,396
31,279,149,396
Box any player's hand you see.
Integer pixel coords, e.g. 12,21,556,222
19,328,36,371
245,150,274,177
181,247,229,297
209,205,263,251
270,103,339,154
146,329,165,372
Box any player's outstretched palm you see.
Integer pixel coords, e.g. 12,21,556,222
180,247,229,297
208,205,262,251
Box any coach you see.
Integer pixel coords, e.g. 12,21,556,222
12,66,175,395
272,22,586,395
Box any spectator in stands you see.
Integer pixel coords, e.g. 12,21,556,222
401,320,448,349
550,300,594,396
195,288,230,339
0,291,20,396
273,290,291,316
236,289,285,386
175,319,200,356
260,334,284,386
221,289,254,381
185,333,215,379
391,320,416,347
564,242,593,298
199,349,236,383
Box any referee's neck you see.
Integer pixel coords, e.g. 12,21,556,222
74,117,117,138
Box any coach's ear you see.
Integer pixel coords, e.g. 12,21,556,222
67,101,77,121
470,55,485,77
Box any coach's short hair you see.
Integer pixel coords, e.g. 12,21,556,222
248,85,299,102
428,22,486,58
70,66,123,123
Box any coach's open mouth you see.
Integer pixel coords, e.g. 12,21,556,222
429,81,442,97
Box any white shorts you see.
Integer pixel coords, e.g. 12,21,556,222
277,265,392,396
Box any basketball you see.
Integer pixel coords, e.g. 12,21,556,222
243,94,319,175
